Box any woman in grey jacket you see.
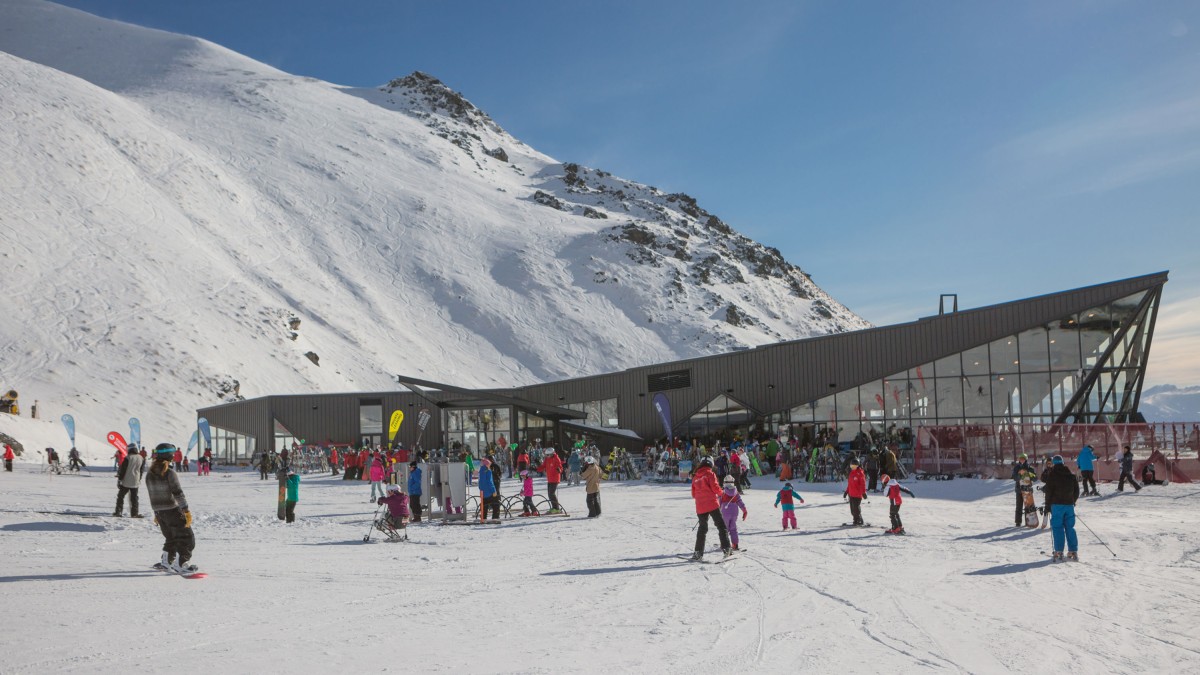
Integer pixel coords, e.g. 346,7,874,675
147,443,196,572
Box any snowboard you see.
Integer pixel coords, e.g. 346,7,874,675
152,563,207,579
277,481,286,520
841,522,872,527
1022,491,1039,528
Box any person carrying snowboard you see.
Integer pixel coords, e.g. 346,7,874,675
1043,455,1080,562
146,443,196,573
68,447,86,472
881,474,914,534
719,476,749,550
690,456,732,560
774,481,806,530
1118,446,1142,492
284,469,300,523
843,458,867,526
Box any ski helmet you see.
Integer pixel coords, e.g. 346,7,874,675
723,475,735,485
1052,455,1064,465
386,484,401,494
699,456,713,467
584,455,597,465
154,443,176,457
849,457,860,467
880,474,891,485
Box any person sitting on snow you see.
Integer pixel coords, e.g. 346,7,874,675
376,484,410,528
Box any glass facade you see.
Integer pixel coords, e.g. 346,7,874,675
359,400,382,447
210,425,256,464
764,289,1158,443
684,394,754,441
562,398,619,428
273,418,299,451
445,407,511,457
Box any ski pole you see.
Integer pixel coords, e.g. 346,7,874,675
1075,513,1117,558
363,504,383,542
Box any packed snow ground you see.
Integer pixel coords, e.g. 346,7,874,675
2,459,1199,674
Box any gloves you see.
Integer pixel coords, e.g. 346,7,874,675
842,491,848,500
184,510,193,527
800,499,806,504
742,512,747,521
774,504,779,509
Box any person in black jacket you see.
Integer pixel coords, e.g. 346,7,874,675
1042,455,1080,562
1118,446,1142,492
1011,454,1035,526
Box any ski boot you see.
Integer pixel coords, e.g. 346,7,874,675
1051,551,1064,563
155,551,174,570
172,559,198,574
690,551,703,561
1066,552,1080,562
723,548,733,560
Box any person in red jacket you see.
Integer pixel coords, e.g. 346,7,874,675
172,448,183,471
881,474,915,534
329,447,340,476
537,450,565,514
3,443,14,472
690,456,732,561
843,457,868,526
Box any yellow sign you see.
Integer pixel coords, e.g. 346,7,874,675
388,410,404,442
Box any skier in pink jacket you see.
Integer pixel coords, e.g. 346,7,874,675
368,453,386,502
718,476,748,550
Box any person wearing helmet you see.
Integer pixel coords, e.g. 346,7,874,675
1011,453,1035,527
146,443,196,572
881,474,914,535
690,457,731,560
407,461,423,522
1141,461,1164,486
774,481,805,531
377,482,410,528
720,475,749,550
581,455,602,517
843,457,867,526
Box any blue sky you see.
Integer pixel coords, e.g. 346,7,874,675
52,0,1200,385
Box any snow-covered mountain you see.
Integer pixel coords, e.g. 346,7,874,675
1140,385,1200,423
0,0,868,443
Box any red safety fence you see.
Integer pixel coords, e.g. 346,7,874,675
912,422,1200,482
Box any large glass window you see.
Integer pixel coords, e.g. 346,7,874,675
446,407,513,457
934,378,964,425
684,395,754,442
1018,327,1050,372
563,398,619,428
359,400,382,447
211,425,256,464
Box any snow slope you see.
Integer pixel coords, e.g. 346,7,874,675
1,468,1197,673
0,0,868,444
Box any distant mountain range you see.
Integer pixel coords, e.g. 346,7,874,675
0,0,868,441
1140,385,1200,423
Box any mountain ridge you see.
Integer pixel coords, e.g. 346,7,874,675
0,0,868,443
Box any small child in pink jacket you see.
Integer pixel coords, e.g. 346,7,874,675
519,469,537,516
368,454,386,502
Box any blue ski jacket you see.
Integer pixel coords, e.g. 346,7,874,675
479,466,496,497
408,466,422,496
1077,446,1097,471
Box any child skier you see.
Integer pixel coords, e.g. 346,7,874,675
285,469,300,523
774,482,805,530
519,469,537,516
146,443,196,573
720,476,749,550
368,453,386,502
880,474,914,534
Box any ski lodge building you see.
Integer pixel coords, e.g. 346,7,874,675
199,272,1194,478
